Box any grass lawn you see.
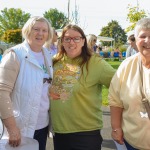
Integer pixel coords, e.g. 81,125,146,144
102,60,121,106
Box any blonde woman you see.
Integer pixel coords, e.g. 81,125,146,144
0,16,53,150
86,34,97,53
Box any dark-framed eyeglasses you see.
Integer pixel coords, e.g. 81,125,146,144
63,36,83,43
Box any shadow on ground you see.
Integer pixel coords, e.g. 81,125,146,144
103,111,110,116
102,139,116,149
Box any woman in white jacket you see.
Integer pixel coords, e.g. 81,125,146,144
0,16,53,150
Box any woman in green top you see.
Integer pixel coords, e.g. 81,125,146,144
49,24,115,150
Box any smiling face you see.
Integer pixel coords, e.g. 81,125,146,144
136,29,150,58
62,29,85,58
28,21,49,52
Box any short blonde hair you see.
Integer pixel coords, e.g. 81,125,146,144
22,16,53,43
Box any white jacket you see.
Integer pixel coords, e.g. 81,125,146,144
10,41,53,138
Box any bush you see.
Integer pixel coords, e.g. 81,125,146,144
119,45,127,52
2,29,22,44
102,61,121,105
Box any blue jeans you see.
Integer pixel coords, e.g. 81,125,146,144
34,126,48,150
124,139,139,150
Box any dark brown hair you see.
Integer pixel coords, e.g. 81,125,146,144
128,34,135,42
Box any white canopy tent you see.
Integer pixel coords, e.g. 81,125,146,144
97,36,114,48
97,36,114,42
56,29,63,37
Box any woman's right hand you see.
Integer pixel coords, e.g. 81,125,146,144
8,126,21,147
3,116,21,147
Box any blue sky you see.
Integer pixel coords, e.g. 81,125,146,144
0,0,149,35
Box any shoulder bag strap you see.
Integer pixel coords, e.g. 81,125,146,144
0,117,4,139
139,56,150,119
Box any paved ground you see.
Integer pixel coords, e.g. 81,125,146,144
46,106,117,150
101,106,116,150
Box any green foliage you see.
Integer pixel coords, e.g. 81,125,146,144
102,86,109,106
108,60,121,69
2,29,22,44
126,5,147,32
100,20,127,47
102,60,121,106
119,45,127,52
0,8,30,41
44,8,68,29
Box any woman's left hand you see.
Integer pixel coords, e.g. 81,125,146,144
111,128,124,145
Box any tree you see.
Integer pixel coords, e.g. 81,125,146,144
0,8,30,41
100,20,127,47
126,4,147,32
43,8,68,29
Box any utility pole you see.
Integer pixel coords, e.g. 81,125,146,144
136,0,139,12
68,0,70,24
74,0,78,24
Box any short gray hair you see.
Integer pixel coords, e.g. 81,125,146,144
134,18,150,38
22,16,53,43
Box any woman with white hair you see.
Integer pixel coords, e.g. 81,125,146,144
109,17,150,149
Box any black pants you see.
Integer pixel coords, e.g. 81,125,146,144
53,130,103,150
34,126,48,150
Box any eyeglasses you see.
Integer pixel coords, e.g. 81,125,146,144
63,36,83,43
